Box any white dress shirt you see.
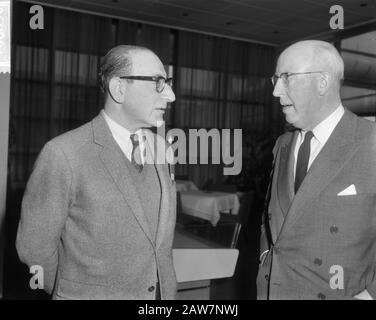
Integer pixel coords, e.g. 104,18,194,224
293,104,345,179
101,110,146,165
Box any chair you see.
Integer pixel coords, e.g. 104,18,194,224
206,183,237,193
217,190,254,249
175,188,253,249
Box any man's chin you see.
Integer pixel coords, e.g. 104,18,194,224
284,117,298,128
143,118,165,128
150,119,165,128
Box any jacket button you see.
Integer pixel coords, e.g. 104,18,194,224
265,274,269,280
317,293,326,300
148,286,155,292
314,258,323,266
330,225,338,234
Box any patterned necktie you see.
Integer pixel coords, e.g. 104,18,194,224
295,131,314,193
130,134,143,173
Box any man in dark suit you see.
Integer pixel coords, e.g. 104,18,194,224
16,45,177,299
257,40,376,300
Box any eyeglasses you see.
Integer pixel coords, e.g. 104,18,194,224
271,71,324,87
119,76,173,93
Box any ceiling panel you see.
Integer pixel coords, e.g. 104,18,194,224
75,0,153,12
226,0,312,13
142,3,196,18
299,1,375,21
249,24,303,43
304,0,375,16
158,0,232,13
342,31,376,54
26,0,376,46
216,4,287,23
270,16,330,35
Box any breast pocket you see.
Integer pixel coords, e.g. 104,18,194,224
317,193,376,245
332,193,376,212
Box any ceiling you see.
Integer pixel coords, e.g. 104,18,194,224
23,0,376,46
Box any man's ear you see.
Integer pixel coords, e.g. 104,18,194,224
108,77,125,103
318,72,330,95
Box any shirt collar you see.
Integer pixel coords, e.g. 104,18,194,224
300,104,345,144
101,109,144,142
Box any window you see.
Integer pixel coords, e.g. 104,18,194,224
339,31,376,118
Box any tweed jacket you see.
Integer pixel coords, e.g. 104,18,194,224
16,113,177,299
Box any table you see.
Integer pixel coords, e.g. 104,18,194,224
176,179,198,192
179,190,240,226
173,228,239,300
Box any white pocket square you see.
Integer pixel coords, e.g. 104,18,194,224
337,184,357,196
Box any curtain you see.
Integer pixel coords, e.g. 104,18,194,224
9,3,174,190
10,3,114,190
174,31,280,190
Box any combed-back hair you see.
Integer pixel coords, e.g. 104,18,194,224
98,45,149,93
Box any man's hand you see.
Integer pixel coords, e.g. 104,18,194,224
353,289,374,300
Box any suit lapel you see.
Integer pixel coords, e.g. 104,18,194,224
276,111,360,242
277,130,298,216
92,114,154,246
154,164,171,249
144,130,172,249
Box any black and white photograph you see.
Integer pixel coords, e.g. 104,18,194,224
0,0,375,304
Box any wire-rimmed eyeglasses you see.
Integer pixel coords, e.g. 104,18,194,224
271,71,324,87
120,76,173,93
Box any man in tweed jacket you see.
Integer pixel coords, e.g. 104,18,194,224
16,45,177,299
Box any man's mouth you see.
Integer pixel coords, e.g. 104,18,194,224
281,104,293,112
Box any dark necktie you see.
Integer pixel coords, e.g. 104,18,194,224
295,131,314,193
130,134,143,173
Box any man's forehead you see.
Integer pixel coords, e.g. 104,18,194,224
277,47,314,73
130,50,166,76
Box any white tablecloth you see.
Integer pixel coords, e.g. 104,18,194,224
176,180,199,192
180,190,240,226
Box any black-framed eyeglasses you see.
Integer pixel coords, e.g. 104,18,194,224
119,76,173,93
271,71,324,87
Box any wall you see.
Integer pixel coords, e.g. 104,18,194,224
0,73,10,299
0,0,11,298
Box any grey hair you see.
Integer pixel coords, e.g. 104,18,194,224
309,41,344,82
286,40,345,84
98,45,149,93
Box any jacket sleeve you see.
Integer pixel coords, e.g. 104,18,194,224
16,141,72,295
364,259,376,299
259,136,280,263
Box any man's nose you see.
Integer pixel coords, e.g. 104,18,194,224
161,84,175,102
272,79,284,98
